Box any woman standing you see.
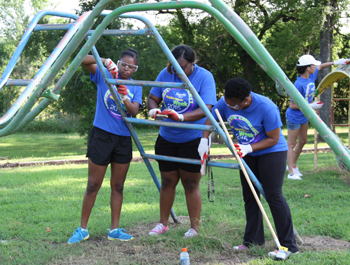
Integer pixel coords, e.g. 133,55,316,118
286,55,350,179
147,44,217,237
199,77,299,256
67,49,142,244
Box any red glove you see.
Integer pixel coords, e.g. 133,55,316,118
117,85,127,95
115,84,128,101
160,109,184,122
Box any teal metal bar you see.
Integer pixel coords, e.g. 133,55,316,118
107,78,187,88
124,117,217,132
143,154,240,170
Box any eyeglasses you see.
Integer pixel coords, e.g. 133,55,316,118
117,60,138,71
171,61,190,73
223,96,244,110
309,65,316,68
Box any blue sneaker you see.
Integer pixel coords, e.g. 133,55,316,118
108,228,134,241
67,227,89,244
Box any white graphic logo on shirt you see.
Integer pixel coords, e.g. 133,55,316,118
175,92,187,98
162,88,194,113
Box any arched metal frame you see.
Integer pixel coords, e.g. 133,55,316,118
0,0,349,230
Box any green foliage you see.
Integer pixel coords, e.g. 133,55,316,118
0,0,51,39
18,114,80,134
2,0,350,135
0,38,20,115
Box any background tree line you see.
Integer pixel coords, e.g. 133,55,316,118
0,0,349,135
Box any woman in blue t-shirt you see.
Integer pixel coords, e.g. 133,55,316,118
147,45,217,238
199,77,299,256
286,55,350,179
67,49,142,244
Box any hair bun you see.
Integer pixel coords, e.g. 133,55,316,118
127,48,138,55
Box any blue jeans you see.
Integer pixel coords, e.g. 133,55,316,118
286,119,308,130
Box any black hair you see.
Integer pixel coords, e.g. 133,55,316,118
167,45,196,74
171,44,196,62
224,77,251,100
296,65,311,74
120,48,138,64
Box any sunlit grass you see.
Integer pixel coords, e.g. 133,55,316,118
1,127,348,163
0,153,350,264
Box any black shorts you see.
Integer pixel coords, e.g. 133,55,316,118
86,126,132,166
155,135,201,173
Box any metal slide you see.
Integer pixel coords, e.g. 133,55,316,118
314,64,350,171
0,0,348,228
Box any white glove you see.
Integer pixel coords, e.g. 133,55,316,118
198,138,210,175
234,143,252,158
148,108,161,119
334,58,350,65
104,58,118,73
309,101,324,109
119,93,129,101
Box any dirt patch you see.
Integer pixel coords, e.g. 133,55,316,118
301,236,350,251
51,217,350,265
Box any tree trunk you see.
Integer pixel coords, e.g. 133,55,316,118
318,0,337,141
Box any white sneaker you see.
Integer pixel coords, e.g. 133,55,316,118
286,166,303,176
287,173,302,180
293,167,303,176
184,228,198,238
148,223,169,236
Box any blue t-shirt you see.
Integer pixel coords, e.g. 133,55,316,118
212,92,288,156
91,66,142,136
286,68,319,124
150,64,217,143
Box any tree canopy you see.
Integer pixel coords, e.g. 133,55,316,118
1,0,350,134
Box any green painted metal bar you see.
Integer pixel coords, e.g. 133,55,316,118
51,1,273,92
210,0,350,171
0,0,114,136
4,1,277,136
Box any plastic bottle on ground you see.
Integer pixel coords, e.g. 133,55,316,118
180,248,190,265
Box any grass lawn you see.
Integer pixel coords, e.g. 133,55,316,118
0,128,350,264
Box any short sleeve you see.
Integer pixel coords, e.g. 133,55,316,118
262,105,283,132
131,86,143,106
211,98,227,121
198,71,217,106
90,65,111,84
311,68,319,82
149,70,165,99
